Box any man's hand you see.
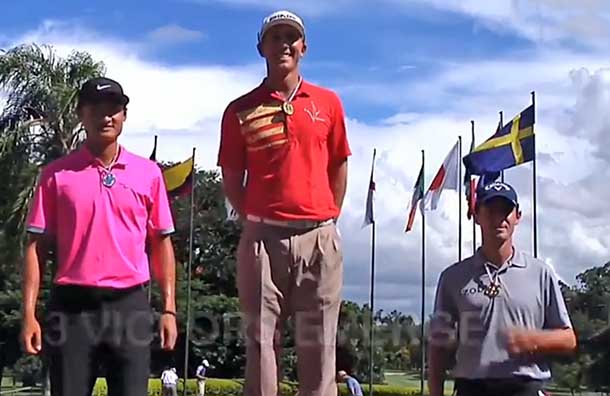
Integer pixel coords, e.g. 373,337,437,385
505,328,539,356
160,313,178,350
21,315,42,354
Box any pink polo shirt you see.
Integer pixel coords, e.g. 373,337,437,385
26,145,175,289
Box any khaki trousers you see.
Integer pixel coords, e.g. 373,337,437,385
237,221,343,396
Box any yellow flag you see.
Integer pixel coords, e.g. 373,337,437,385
163,156,193,193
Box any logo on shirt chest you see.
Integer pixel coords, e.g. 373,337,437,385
303,100,327,123
460,284,488,296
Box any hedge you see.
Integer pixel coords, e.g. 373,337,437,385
91,378,422,396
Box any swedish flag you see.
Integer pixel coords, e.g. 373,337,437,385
463,104,535,175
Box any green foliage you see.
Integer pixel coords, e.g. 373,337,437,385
553,358,589,396
90,378,419,396
340,384,421,396
0,43,105,240
12,355,42,387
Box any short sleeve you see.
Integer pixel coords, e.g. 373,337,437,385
149,167,175,236
327,93,351,164
217,103,246,171
347,380,357,395
26,167,57,235
543,268,572,329
429,270,458,347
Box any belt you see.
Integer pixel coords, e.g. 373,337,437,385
455,377,544,395
246,214,334,229
51,282,148,302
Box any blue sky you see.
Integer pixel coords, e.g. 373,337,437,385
4,0,532,121
3,0,610,319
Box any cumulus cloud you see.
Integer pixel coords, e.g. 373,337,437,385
147,24,206,45
191,0,610,46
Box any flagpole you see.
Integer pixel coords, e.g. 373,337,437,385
368,148,377,396
531,91,538,258
499,112,504,183
148,134,159,303
183,147,196,396
147,135,158,304
470,120,476,255
420,149,426,396
458,137,462,263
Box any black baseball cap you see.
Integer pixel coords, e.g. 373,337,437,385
477,181,519,208
77,77,129,106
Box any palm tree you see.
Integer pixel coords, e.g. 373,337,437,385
0,43,105,240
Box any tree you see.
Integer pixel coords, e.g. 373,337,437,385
553,357,591,396
0,43,105,241
563,262,610,393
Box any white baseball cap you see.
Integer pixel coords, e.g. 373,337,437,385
258,10,305,43
202,359,209,367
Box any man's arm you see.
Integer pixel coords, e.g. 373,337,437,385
428,345,453,396
506,327,576,356
21,234,47,354
428,271,458,396
505,267,577,356
150,234,178,350
328,159,348,214
150,235,176,313
221,169,246,219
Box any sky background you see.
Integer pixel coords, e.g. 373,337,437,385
3,0,610,321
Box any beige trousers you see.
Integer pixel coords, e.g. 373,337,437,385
237,221,343,396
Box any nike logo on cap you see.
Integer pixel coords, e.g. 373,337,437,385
96,84,111,91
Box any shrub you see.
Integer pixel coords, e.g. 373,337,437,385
91,378,418,396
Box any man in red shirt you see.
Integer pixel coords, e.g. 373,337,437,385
217,9,351,396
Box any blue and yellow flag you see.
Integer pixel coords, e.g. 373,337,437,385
463,104,535,175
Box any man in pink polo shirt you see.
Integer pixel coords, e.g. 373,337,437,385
20,77,178,396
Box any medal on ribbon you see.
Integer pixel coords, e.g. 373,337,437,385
102,172,116,188
484,282,501,298
282,102,294,115
280,77,302,117
483,263,503,298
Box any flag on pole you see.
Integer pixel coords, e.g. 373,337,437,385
423,141,459,211
463,104,535,176
405,161,425,232
149,135,158,161
464,120,503,218
363,149,377,228
465,175,478,219
163,156,194,198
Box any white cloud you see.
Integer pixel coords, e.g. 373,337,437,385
186,0,610,46
147,24,205,45
387,0,610,45
8,20,264,168
4,17,610,319
182,0,358,17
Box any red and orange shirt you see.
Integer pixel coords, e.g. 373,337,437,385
218,79,351,221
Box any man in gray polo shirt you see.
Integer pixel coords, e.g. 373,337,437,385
428,181,576,396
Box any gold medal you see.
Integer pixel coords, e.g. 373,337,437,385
484,283,501,298
282,102,294,115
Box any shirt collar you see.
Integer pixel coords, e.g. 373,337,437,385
474,247,526,269
259,77,311,101
78,144,129,168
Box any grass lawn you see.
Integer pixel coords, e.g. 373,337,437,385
384,370,454,395
383,370,602,396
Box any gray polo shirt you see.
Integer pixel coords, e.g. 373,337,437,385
430,248,572,380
